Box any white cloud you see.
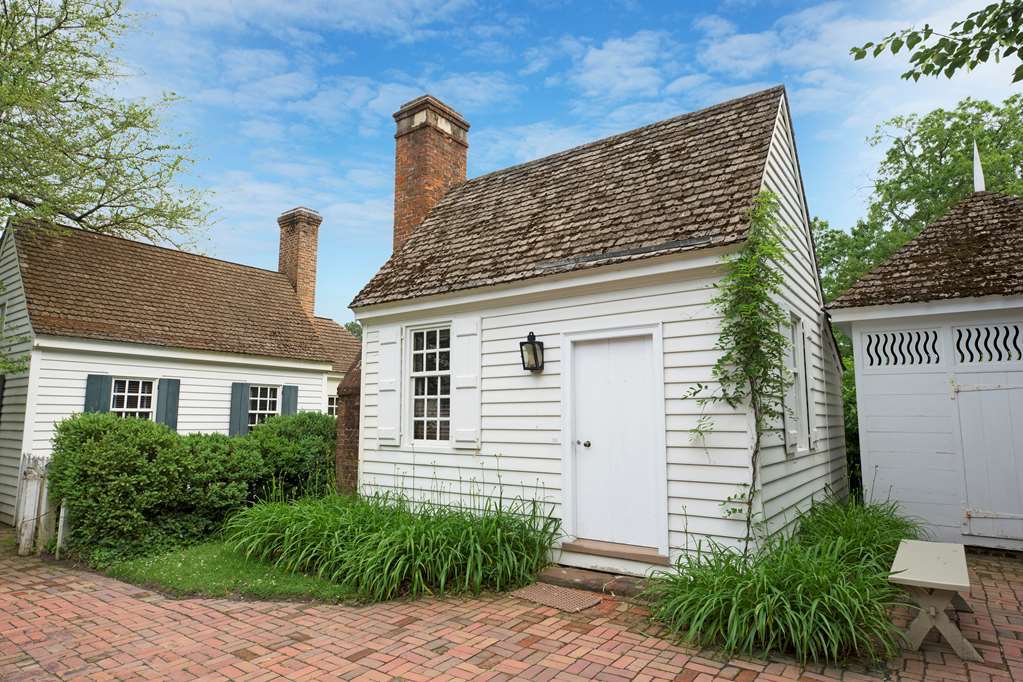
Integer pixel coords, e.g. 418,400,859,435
222,48,290,82
693,15,735,38
473,122,597,171
137,0,475,42
664,73,711,95
698,31,780,78
427,72,521,109
569,31,677,100
239,118,287,140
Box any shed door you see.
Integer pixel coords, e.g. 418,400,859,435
956,378,1023,540
572,335,660,548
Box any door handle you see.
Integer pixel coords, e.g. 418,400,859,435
576,440,591,448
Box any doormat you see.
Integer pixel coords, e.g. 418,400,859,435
511,583,602,612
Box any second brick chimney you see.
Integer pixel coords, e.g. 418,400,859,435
278,206,321,317
392,95,469,253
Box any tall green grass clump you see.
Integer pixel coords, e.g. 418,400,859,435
646,498,920,664
797,498,922,568
226,493,560,601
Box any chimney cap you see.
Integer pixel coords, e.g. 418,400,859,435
278,206,323,225
393,95,469,131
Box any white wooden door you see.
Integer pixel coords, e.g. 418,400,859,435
956,375,1023,540
572,335,660,548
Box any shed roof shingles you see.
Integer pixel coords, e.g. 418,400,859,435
352,86,785,308
312,317,361,372
15,228,332,363
829,192,1023,309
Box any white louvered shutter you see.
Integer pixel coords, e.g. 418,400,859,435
376,325,402,446
450,317,481,448
783,321,799,454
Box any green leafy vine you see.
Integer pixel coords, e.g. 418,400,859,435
685,190,793,555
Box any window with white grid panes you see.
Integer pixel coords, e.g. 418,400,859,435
111,378,155,419
248,385,279,426
410,327,450,441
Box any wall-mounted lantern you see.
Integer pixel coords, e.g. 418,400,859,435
519,331,545,372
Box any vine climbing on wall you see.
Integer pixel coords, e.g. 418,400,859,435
688,190,793,555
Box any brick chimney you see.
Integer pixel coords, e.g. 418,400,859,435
277,206,321,317
392,95,469,252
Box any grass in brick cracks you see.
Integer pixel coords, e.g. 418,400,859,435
225,493,561,602
645,498,923,664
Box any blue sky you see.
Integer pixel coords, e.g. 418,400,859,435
121,0,1021,323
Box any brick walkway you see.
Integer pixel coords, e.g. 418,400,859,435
1,545,1022,681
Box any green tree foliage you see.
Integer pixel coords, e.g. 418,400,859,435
0,0,208,243
343,320,363,340
852,1,1023,83
814,95,1023,304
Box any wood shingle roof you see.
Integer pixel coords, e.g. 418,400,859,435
13,227,334,363
352,86,786,308
312,317,361,373
829,192,1023,309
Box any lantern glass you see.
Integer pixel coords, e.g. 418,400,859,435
520,332,544,371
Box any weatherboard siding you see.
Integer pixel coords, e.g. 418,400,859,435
0,234,34,525
28,342,328,458
758,96,848,536
358,271,756,553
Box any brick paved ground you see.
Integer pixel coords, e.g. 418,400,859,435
1,542,1022,681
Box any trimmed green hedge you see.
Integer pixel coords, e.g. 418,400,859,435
48,411,335,565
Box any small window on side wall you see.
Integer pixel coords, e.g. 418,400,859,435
248,385,279,426
327,394,338,416
111,378,155,420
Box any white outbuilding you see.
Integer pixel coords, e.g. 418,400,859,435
830,187,1023,550
349,87,848,575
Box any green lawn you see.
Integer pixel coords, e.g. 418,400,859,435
106,541,353,602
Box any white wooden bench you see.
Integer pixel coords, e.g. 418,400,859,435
889,539,981,661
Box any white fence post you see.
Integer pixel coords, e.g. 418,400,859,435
16,457,47,556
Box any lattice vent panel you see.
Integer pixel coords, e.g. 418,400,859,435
954,324,1023,364
864,330,940,367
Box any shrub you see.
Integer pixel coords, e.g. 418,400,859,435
47,410,338,564
226,493,560,601
178,433,267,524
646,498,921,664
48,413,196,563
48,415,272,564
246,412,336,498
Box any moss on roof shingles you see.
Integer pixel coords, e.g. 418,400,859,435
352,86,786,308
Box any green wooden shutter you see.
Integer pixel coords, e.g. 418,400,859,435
229,382,250,436
84,375,112,413
155,378,180,431
281,385,298,416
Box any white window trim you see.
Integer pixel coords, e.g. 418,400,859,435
248,384,281,427
327,394,338,416
407,323,452,445
110,376,157,420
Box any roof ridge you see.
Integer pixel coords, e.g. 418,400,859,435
457,84,785,189
20,224,289,279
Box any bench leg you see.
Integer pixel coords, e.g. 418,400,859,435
903,587,982,662
951,592,974,613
